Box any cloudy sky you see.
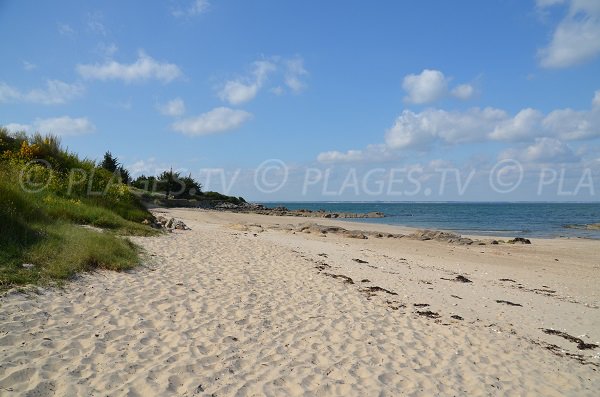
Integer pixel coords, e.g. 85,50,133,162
1,0,599,201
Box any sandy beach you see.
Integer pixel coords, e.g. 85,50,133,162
1,208,599,396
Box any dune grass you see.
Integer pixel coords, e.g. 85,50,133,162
1,222,140,287
0,135,158,289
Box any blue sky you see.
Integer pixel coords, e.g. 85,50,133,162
1,0,600,201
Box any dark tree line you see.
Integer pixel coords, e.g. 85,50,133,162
100,152,202,199
100,151,131,185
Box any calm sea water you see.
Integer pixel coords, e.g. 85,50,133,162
260,202,600,239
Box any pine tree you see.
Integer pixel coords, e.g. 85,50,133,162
100,151,118,173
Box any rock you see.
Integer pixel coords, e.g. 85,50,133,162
216,202,239,209
142,219,150,225
22,263,35,269
166,218,174,228
344,231,368,239
409,230,473,245
173,220,189,230
507,237,531,244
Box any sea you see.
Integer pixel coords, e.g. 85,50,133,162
260,202,600,239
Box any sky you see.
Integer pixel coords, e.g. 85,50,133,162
1,0,600,201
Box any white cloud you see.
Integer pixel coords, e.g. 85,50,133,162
538,0,600,68
219,81,260,105
58,23,75,36
284,57,308,93
317,144,394,164
126,157,171,177
489,108,544,141
158,98,186,117
402,69,448,104
386,90,600,149
4,123,31,132
219,60,276,105
500,138,578,163
0,80,84,105
536,0,566,7
317,150,365,163
171,107,252,136
402,69,475,104
172,0,210,17
218,57,308,103
22,61,36,71
451,83,475,100
76,51,182,83
5,116,95,136
385,107,507,149
319,89,600,163
87,11,107,36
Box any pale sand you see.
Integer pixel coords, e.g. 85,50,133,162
1,208,599,396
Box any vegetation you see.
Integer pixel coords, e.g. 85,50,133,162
0,127,157,289
132,170,245,205
133,169,202,199
0,126,248,289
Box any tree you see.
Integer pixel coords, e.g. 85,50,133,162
179,173,202,197
118,165,131,184
155,170,202,199
158,168,183,199
100,151,118,173
132,175,157,191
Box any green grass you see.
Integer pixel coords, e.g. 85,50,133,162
0,223,139,287
0,163,158,290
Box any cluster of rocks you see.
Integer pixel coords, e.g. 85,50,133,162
270,222,379,239
264,222,532,246
408,230,476,245
215,203,385,219
142,216,190,231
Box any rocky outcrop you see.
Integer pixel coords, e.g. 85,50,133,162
408,230,475,245
215,203,385,219
507,237,531,244
263,223,529,246
144,216,190,231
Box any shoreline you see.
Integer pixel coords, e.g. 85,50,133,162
201,207,582,242
247,202,600,240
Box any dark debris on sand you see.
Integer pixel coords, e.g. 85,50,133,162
542,329,599,350
417,310,441,319
362,286,398,296
441,275,472,283
496,300,522,307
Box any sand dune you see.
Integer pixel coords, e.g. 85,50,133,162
1,208,599,396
